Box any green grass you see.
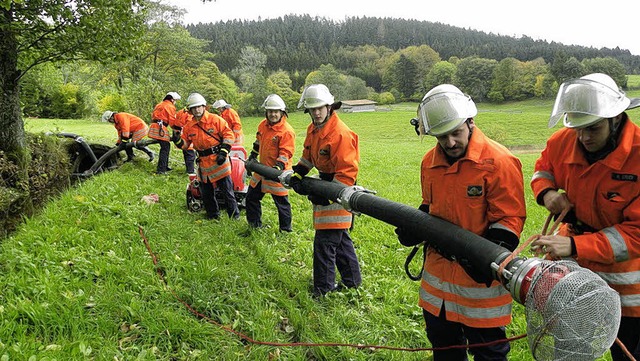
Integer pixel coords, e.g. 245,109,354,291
4,101,637,360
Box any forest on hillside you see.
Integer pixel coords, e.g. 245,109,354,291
187,15,640,76
12,7,640,121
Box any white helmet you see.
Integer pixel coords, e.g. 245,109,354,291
212,99,229,109
166,92,181,100
297,84,335,109
417,84,477,136
548,73,636,128
262,94,286,111
186,93,207,109
101,110,114,122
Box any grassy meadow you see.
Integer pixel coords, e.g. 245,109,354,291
4,95,640,360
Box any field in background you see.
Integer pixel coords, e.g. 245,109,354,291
5,98,636,360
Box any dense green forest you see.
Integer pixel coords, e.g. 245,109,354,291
187,15,640,78
13,8,640,122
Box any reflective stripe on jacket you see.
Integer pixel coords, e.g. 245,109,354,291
221,108,244,145
531,118,640,316
298,112,359,230
180,111,235,183
419,127,526,328
113,112,148,142
149,100,176,141
249,116,295,196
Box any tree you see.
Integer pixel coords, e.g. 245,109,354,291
424,61,457,91
581,57,628,88
1,1,147,154
456,56,497,102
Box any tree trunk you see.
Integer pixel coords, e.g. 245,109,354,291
0,6,26,154
1,6,32,221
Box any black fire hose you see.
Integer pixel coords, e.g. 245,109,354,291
85,138,159,176
244,160,513,286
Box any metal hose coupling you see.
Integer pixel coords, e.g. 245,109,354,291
337,185,376,212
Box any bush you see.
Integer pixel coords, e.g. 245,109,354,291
0,133,71,238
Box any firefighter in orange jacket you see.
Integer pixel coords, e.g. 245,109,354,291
149,91,180,175
172,93,240,220
102,110,154,162
213,99,244,146
245,94,295,232
287,84,362,297
396,84,526,361
530,73,640,361
173,108,196,174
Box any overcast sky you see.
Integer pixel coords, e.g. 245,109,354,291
164,0,640,57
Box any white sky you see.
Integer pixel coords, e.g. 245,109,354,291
164,0,640,57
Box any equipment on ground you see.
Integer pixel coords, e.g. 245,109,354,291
50,132,158,181
245,159,622,361
185,145,248,212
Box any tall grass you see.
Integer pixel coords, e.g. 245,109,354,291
4,99,639,360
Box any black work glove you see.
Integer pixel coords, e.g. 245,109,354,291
170,131,181,143
395,228,423,247
458,258,493,287
273,161,285,171
288,173,307,195
248,150,258,162
216,150,228,165
291,164,310,177
396,204,430,247
308,194,331,206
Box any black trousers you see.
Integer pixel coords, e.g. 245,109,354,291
183,149,196,174
424,307,510,361
245,182,292,231
199,175,239,219
610,316,640,361
156,140,170,172
313,229,361,295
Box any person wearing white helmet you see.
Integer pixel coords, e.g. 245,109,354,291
287,84,362,297
102,110,154,162
172,93,239,220
149,91,181,175
396,84,526,361
212,99,244,146
531,73,640,361
244,94,296,233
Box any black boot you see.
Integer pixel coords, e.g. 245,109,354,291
142,147,155,162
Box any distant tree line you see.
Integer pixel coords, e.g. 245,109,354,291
187,15,640,78
18,11,638,121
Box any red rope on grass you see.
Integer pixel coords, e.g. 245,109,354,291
138,226,527,353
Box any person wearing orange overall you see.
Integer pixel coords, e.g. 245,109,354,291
212,99,244,146
101,110,154,162
173,108,196,174
172,93,239,220
396,84,526,361
245,94,295,232
149,91,180,175
530,73,640,361
287,84,362,297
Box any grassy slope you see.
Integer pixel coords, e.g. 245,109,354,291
4,97,640,360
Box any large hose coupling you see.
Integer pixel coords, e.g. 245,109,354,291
337,185,375,212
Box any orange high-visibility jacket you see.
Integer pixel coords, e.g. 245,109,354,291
113,112,148,142
149,100,176,141
174,109,194,150
531,118,640,317
221,107,244,146
419,127,526,328
298,112,359,230
179,111,235,183
249,116,295,196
